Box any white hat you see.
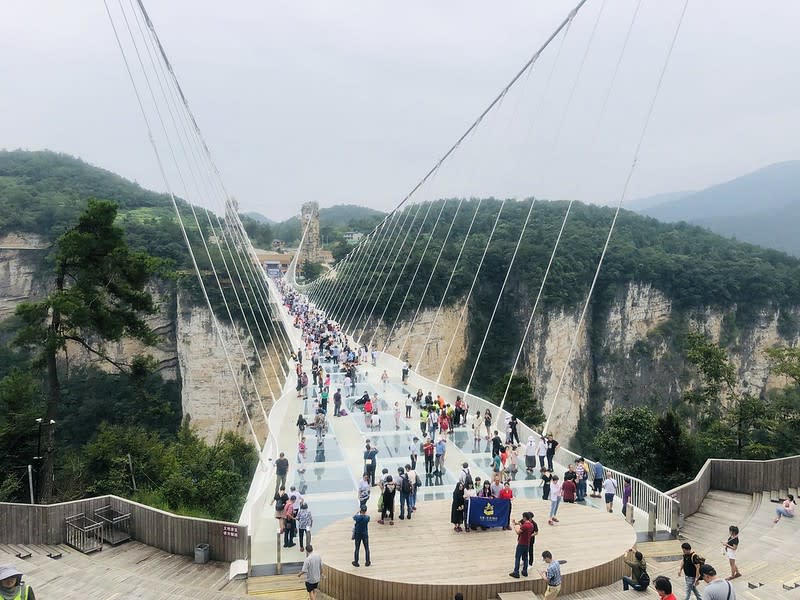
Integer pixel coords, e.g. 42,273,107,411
0,565,22,581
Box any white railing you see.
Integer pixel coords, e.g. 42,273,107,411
370,351,679,534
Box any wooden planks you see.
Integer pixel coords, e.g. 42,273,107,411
668,455,800,519
0,494,248,563
312,498,635,600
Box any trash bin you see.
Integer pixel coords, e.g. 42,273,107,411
194,543,210,564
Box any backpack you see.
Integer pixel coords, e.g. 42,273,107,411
400,474,412,494
463,470,474,488
639,570,650,588
692,552,706,566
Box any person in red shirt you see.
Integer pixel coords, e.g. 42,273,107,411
498,482,514,530
562,477,577,503
509,512,535,578
653,575,677,599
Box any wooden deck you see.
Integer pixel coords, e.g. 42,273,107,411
0,540,249,599
312,497,636,600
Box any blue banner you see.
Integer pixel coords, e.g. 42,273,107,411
466,497,511,529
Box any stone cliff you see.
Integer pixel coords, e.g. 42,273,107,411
0,235,280,444
368,282,800,442
4,232,796,446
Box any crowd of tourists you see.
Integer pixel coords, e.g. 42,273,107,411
277,278,770,600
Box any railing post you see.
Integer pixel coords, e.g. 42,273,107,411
670,498,681,538
648,501,657,541
276,529,282,575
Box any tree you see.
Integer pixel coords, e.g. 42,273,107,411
766,346,800,387
301,260,323,281
685,332,777,459
595,406,658,479
489,373,545,430
14,199,160,502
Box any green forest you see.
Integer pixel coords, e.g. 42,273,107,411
0,152,259,519
2,149,800,498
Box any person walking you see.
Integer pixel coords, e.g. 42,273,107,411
774,494,796,522
591,459,604,498
274,452,289,496
654,576,678,600
434,437,447,476
509,415,520,444
409,437,419,471
296,502,313,549
622,478,632,518
405,394,413,418
622,549,650,591
297,544,322,600
398,467,413,520
677,542,703,600
548,475,562,525
525,511,539,567
352,505,371,567
379,476,396,525
698,564,736,599
540,550,562,599
381,369,389,392
358,474,370,508
509,512,535,578
394,402,402,430
363,443,378,486
603,473,618,513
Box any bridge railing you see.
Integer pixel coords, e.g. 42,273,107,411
237,276,300,536
373,351,679,535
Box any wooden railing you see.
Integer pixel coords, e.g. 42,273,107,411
0,495,248,563
667,454,800,518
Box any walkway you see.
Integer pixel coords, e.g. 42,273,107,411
249,292,653,569
0,540,248,599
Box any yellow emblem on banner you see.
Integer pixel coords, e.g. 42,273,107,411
483,503,494,517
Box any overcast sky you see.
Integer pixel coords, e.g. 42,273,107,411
2,1,799,221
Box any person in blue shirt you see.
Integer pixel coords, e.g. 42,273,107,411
352,505,371,567
591,460,604,498
434,438,447,475
540,550,562,599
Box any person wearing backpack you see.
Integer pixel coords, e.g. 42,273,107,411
398,467,413,520
459,462,474,488
678,542,703,600
622,549,649,591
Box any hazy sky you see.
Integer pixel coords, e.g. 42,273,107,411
2,1,799,221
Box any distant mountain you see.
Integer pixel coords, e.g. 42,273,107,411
318,204,385,228
631,161,800,256
626,190,693,212
242,211,274,224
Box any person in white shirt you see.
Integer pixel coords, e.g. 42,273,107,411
536,435,548,470
602,474,618,513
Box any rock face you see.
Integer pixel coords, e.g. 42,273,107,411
2,238,797,446
0,240,280,444
368,283,800,442
366,303,468,385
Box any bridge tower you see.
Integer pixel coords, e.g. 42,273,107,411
300,201,321,263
